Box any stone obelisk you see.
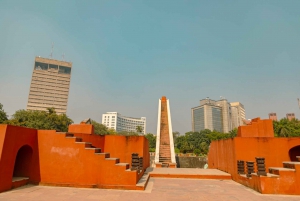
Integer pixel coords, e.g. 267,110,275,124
155,96,176,168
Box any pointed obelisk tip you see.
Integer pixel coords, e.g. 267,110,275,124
161,96,167,101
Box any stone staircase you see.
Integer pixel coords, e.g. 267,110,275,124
159,101,171,167
268,158,300,177
54,132,138,188
262,156,300,194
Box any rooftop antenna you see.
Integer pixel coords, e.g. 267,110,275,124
50,42,54,58
62,53,65,61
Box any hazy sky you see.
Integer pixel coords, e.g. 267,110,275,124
1,0,300,134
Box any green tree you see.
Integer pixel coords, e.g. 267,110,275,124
173,131,180,142
5,108,73,132
229,128,238,138
0,103,8,123
193,148,201,156
108,128,117,135
145,133,156,148
117,130,139,136
136,125,143,133
91,120,110,135
272,118,300,137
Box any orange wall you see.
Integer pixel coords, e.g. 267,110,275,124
103,135,150,170
0,125,40,193
208,118,300,194
71,134,150,170
237,118,274,137
0,125,150,192
208,138,236,174
68,124,94,135
37,130,138,187
209,137,300,178
72,133,105,150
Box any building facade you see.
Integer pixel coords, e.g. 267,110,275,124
268,113,278,121
230,102,246,129
192,98,233,133
102,112,146,134
26,57,72,114
286,113,295,121
192,98,245,133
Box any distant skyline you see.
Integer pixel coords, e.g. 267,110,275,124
1,0,300,134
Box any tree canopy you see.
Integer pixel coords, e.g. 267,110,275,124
175,129,237,155
145,133,156,148
0,103,8,123
4,108,73,132
273,118,300,137
91,120,116,135
136,126,143,133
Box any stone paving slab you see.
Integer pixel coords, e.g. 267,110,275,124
147,167,232,179
1,178,300,201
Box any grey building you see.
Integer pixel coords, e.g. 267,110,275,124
27,57,72,114
192,98,232,133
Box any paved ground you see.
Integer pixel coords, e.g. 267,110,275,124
147,167,231,176
1,178,300,201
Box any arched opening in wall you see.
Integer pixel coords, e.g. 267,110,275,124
289,145,300,161
13,145,33,178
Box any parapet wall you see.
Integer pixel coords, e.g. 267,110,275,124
208,117,300,195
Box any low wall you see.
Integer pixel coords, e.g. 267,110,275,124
176,156,207,168
149,153,207,168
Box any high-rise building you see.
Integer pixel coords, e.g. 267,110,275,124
27,57,72,114
268,113,277,121
230,102,246,129
102,112,146,134
191,98,233,133
286,113,295,121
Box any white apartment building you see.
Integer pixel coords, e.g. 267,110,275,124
102,112,146,134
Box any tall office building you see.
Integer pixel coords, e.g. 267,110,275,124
268,113,277,121
230,102,246,129
191,98,233,133
102,112,146,134
27,57,72,114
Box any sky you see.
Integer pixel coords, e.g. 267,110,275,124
0,0,300,134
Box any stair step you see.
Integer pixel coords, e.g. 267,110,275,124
116,163,130,169
283,161,300,169
95,153,110,158
297,156,300,162
56,132,74,137
269,167,296,175
85,148,101,153
66,137,82,142
105,158,120,163
75,142,92,148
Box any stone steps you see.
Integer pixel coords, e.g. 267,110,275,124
268,167,296,175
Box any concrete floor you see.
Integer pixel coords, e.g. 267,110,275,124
1,178,300,201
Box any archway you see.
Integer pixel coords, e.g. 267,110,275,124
13,145,33,178
289,145,300,162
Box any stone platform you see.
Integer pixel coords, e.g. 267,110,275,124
146,167,232,180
